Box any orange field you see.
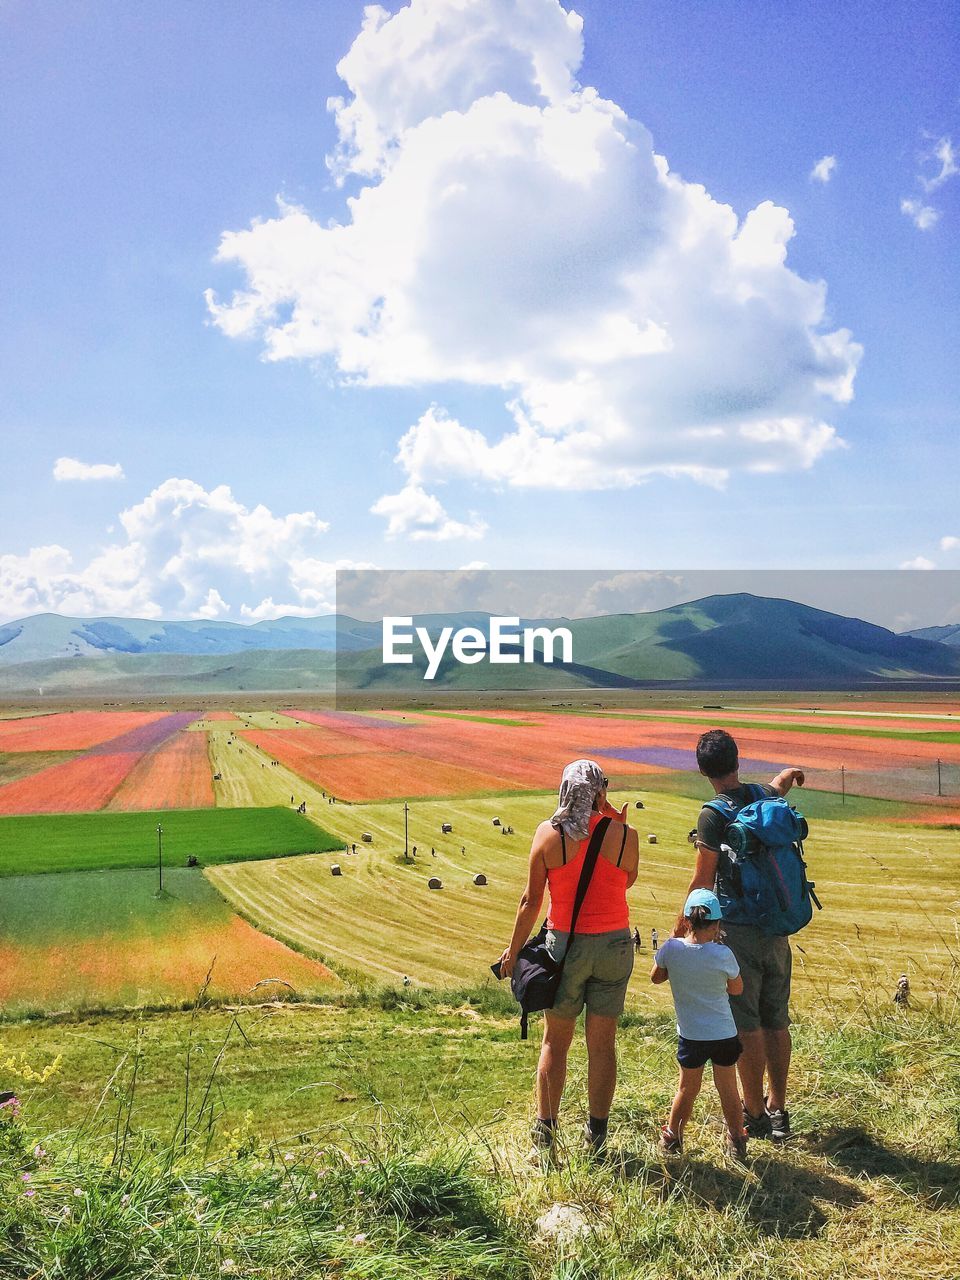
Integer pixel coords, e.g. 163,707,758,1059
0,914,333,1010
0,752,138,815
0,711,199,814
228,706,959,813
0,710,167,752
107,730,215,811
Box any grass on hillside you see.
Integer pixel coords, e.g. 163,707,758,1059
1,986,958,1278
0,807,341,877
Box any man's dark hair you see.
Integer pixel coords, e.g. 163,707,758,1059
696,729,739,779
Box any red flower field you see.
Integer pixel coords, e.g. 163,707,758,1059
0,713,199,814
107,729,215,811
0,710,167,752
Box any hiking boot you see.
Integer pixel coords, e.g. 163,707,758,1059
742,1104,772,1139
582,1122,608,1162
658,1126,683,1155
724,1130,749,1163
766,1106,791,1144
527,1120,558,1170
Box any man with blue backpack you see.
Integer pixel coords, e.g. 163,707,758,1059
687,729,820,1145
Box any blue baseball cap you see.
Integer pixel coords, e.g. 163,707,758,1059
683,888,722,920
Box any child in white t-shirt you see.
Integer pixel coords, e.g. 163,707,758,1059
651,889,748,1161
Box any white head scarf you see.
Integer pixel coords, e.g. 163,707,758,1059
550,759,607,842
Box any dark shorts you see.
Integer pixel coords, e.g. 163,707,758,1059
721,922,792,1033
677,1034,743,1070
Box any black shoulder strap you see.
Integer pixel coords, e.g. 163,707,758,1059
616,826,628,868
563,817,610,956
559,829,567,864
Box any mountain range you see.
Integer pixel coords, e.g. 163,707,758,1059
1,595,959,694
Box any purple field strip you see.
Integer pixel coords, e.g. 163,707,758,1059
87,712,198,756
592,745,786,772
302,710,411,731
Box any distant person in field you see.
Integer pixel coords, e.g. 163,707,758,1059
688,729,805,1144
653,889,747,1161
498,759,640,1164
633,926,642,953
651,927,659,953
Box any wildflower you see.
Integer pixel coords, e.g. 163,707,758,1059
24,1189,35,1199
74,1188,84,1197
353,1233,368,1245
284,1152,294,1162
0,1095,21,1119
121,1194,131,1206
220,1262,237,1275
33,1144,47,1160
335,1224,345,1232
308,1191,318,1201
22,1173,31,1182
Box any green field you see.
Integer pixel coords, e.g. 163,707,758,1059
2,699,960,1278
204,745,960,1003
2,989,957,1279
0,806,341,876
0,866,336,1014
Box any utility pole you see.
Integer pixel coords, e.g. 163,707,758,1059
404,802,410,861
157,823,164,893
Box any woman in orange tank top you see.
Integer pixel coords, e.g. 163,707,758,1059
498,759,639,1163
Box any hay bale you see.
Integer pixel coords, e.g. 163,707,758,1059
492,817,501,826
361,832,373,843
427,876,443,890
473,873,487,886
441,822,453,834
331,864,342,876
635,800,644,809
647,834,657,844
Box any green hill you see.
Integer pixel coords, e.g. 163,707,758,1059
2,594,959,694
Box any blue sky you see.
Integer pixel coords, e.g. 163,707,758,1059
1,0,957,622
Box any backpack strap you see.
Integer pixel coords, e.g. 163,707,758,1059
559,829,567,864
561,817,611,961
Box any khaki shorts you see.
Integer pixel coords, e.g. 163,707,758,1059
545,928,634,1020
722,922,792,1033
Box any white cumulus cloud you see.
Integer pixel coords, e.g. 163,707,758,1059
810,155,836,183
0,479,357,621
370,481,487,540
919,136,958,192
53,457,125,482
901,135,957,230
940,536,960,552
207,0,861,529
901,197,940,231
899,555,936,570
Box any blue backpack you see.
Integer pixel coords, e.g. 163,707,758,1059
703,785,822,936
